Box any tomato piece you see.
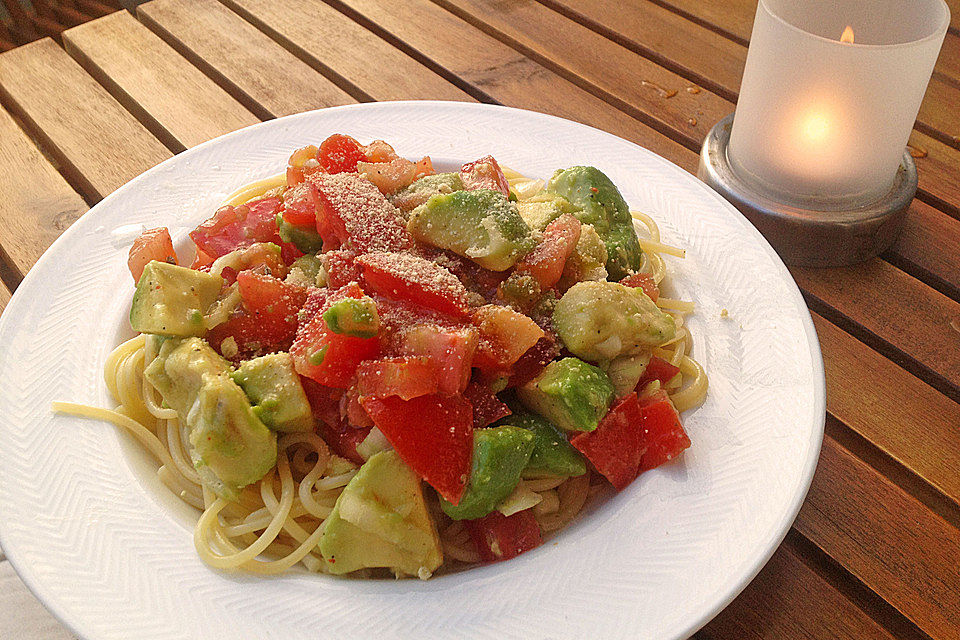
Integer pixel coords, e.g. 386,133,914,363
570,394,647,491
340,385,374,428
282,181,320,226
191,247,215,270
301,377,341,428
357,159,417,196
399,324,478,395
361,139,399,163
636,356,681,389
128,227,177,282
309,172,414,254
507,334,561,388
413,156,434,179
459,155,509,196
515,214,581,290
357,251,471,318
464,509,542,562
620,272,660,302
463,381,511,428
638,390,691,472
361,394,473,504
290,282,380,388
321,249,363,288
189,197,282,259
472,305,545,371
356,356,439,400
318,134,366,174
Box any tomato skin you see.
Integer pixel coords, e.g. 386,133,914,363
189,197,282,259
570,394,647,491
290,282,380,388
301,379,369,464
357,251,471,318
463,381,511,428
636,356,680,389
282,181,320,226
356,356,439,400
472,305,545,371
320,249,362,289
515,214,581,290
360,393,473,505
464,509,542,562
318,134,366,173
638,390,690,472
128,227,177,282
398,324,478,395
620,272,660,302
459,155,509,196
507,334,561,388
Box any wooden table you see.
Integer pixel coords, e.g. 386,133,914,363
0,1,958,638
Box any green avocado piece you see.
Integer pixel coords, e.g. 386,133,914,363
440,426,536,521
320,450,442,578
390,172,464,213
130,261,223,337
145,338,277,499
553,281,676,362
498,413,587,478
231,352,313,432
606,352,652,398
407,188,536,271
518,357,615,433
285,253,323,288
276,213,323,254
516,195,577,231
322,296,380,338
546,166,642,280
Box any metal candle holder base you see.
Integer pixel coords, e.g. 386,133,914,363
698,114,916,267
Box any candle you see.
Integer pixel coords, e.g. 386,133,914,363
727,0,949,209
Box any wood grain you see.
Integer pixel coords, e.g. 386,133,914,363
0,282,10,317
909,130,960,215
796,436,960,639
138,0,356,119
62,11,260,152
221,0,474,103
0,104,88,278
0,39,172,200
699,540,897,640
813,313,960,507
890,199,960,299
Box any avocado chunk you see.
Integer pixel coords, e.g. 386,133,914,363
559,223,608,289
320,450,442,578
130,261,223,336
499,412,587,478
546,166,642,280
440,426,536,521
553,281,675,362
285,253,323,288
606,352,652,398
145,337,277,499
518,357,615,433
516,194,577,231
407,189,536,271
322,296,380,338
277,213,323,254
231,352,313,432
390,172,464,212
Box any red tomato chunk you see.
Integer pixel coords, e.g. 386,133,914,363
398,324,478,395
357,251,471,318
463,381,512,428
128,227,177,281
472,305,545,371
318,134,366,174
356,357,439,400
638,390,691,472
636,356,681,389
515,214,581,290
189,197,282,259
464,509,542,562
282,181,321,226
459,155,510,196
570,394,647,491
620,272,660,302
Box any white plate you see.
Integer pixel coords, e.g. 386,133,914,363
0,101,824,640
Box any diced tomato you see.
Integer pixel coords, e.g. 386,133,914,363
570,394,647,491
357,251,470,318
515,214,581,290
280,241,304,266
298,286,329,326
290,282,380,387
472,305,545,371
301,377,341,428
357,159,418,196
356,356,439,400
362,139,399,163
321,249,362,288
191,247,215,270
507,333,561,388
413,156,434,179
463,381,511,428
459,155,509,196
464,509,542,562
282,181,321,226
360,394,473,504
310,172,414,254
318,134,366,174
638,390,690,472
636,356,681,389
340,385,374,428
620,272,660,302
189,197,282,259
317,421,370,466
286,144,322,187
399,324,478,395
426,248,506,301
128,227,177,282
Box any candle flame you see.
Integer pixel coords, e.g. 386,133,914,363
840,25,855,43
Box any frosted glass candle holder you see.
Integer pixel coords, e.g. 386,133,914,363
699,0,949,266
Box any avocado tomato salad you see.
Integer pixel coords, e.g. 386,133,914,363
126,134,696,576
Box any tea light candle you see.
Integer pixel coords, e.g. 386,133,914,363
699,0,950,266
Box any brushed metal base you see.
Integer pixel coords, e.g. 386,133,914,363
698,113,916,267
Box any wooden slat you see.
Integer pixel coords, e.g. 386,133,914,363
0,282,10,316
890,199,960,298
934,33,960,87
0,562,76,640
0,104,88,278
699,540,897,640
909,130,960,216
0,39,172,200
430,0,731,143
62,11,260,152
814,313,960,507
138,0,356,119
221,0,475,103
796,435,960,639
793,260,960,390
